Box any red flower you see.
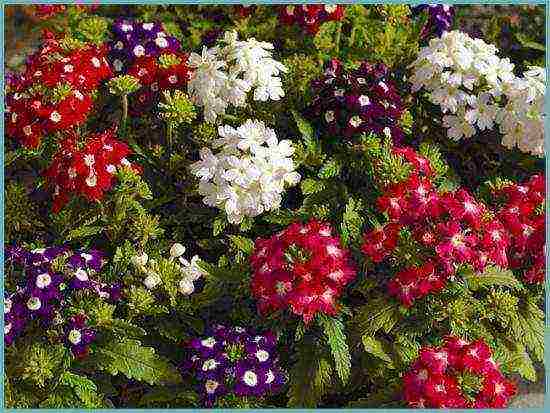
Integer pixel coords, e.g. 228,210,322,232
250,220,356,324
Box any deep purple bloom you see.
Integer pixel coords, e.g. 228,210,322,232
180,325,286,406
64,314,96,359
414,4,455,37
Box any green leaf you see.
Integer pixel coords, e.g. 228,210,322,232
318,314,351,385
107,319,147,338
95,339,181,385
353,297,401,337
362,336,394,366
515,33,545,51
463,266,522,291
291,109,314,140
301,178,326,195
228,235,255,255
60,372,102,407
340,197,364,246
66,224,103,241
318,159,342,179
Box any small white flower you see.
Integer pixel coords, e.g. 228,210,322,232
75,268,89,281
202,358,219,371
5,298,12,314
205,379,219,394
266,370,275,384
50,111,61,123
325,111,335,123
170,243,186,258
86,174,97,188
106,164,116,174
155,37,168,48
133,45,145,57
178,277,195,295
255,349,270,362
113,59,124,72
349,115,362,128
68,329,82,345
91,57,101,68
64,64,74,73
23,125,32,136
83,154,95,167
358,95,371,106
201,337,216,348
142,22,154,31
168,75,178,84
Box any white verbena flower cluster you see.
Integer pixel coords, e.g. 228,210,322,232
190,119,301,224
410,30,545,157
187,31,287,123
131,243,206,295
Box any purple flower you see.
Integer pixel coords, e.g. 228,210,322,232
414,5,455,37
181,325,286,406
64,314,96,359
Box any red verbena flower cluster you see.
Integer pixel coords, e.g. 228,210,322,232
492,174,545,284
362,146,510,306
43,128,141,212
403,336,516,408
5,31,112,148
127,53,192,115
279,5,345,35
250,220,357,324
33,5,66,19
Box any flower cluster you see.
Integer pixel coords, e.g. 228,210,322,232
492,174,545,284
4,245,119,357
43,128,141,212
403,336,516,408
410,30,545,156
131,243,206,295
250,220,356,324
109,19,181,74
279,5,345,35
180,325,286,406
413,5,455,37
190,119,300,224
362,146,510,306
308,59,405,142
5,31,112,148
33,5,66,19
187,31,287,123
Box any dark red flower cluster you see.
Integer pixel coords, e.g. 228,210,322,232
43,128,141,212
403,336,516,408
308,59,405,142
33,5,66,19
362,146,510,306
279,5,345,34
5,31,112,148
250,220,357,324
492,174,545,284
126,53,192,114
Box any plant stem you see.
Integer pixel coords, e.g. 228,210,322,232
121,94,128,136
167,121,174,154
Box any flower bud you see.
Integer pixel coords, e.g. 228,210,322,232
170,243,186,258
143,272,161,290
178,277,195,295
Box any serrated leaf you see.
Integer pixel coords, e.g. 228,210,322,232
228,235,255,255
318,159,341,179
60,372,102,407
96,339,181,385
318,314,351,385
354,297,401,337
291,109,314,140
362,336,393,366
67,225,103,241
463,266,522,291
107,319,147,338
301,178,326,195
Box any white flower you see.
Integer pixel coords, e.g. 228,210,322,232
191,120,300,223
202,358,219,371
68,329,82,345
35,273,52,289
178,277,195,295
75,268,89,281
132,252,148,267
187,31,286,123
242,370,258,387
27,296,41,311
201,337,216,348
170,243,186,258
179,255,206,281
143,272,161,290
256,349,270,362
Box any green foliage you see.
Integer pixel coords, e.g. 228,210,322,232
158,90,197,126
318,314,352,385
108,75,141,96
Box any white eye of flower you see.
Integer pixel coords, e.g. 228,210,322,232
155,37,168,48
75,268,89,281
86,174,97,187
202,358,219,371
356,77,366,84
133,45,145,57
178,278,195,295
83,154,95,167
201,337,216,348
358,95,371,106
266,369,275,384
91,57,101,68
5,322,12,335
68,329,82,345
49,111,62,123
349,116,362,128
326,244,342,257
324,5,337,13
383,127,392,138
325,111,335,123
138,68,148,77
204,379,219,394
23,125,32,136
121,23,133,32
256,349,270,362
106,164,116,174
168,75,178,84
64,64,74,73
36,273,52,289
142,22,154,30
81,253,93,262
5,298,12,314
114,59,124,72
243,370,258,387
150,82,159,92
27,296,41,311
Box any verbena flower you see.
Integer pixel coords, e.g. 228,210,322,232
279,5,346,35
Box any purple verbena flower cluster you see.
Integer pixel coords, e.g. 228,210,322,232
308,59,405,143
4,245,121,357
64,313,97,359
180,325,286,406
414,5,455,37
110,19,181,73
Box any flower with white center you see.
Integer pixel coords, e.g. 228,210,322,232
155,36,168,48
50,111,61,123
133,45,145,57
205,379,219,394
143,271,161,290
243,370,258,387
64,64,74,73
68,329,82,345
143,22,154,31
91,57,101,68
358,95,371,106
85,173,97,187
202,358,219,371
27,296,41,311
5,323,12,335
349,115,362,128
83,154,95,167
191,120,300,223
23,125,32,136
113,59,124,72
35,273,52,288
256,349,270,362
106,164,116,174
75,268,89,281
325,111,335,123
170,243,186,258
